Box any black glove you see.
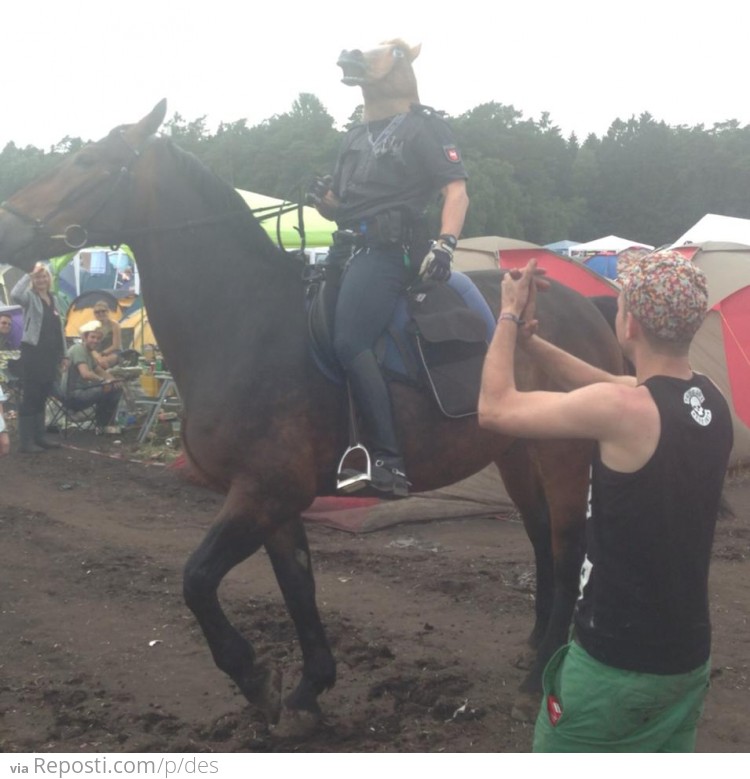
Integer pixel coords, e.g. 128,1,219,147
421,235,457,282
305,174,333,208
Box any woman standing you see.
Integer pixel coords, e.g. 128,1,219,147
11,262,66,453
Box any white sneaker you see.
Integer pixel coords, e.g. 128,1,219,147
96,425,122,436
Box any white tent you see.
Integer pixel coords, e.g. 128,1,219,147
671,214,750,247
570,235,654,255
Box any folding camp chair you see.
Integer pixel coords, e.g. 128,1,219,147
45,392,98,437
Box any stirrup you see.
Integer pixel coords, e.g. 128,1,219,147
336,443,372,493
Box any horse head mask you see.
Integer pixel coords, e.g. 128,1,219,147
337,40,421,120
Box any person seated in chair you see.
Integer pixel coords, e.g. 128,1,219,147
90,301,122,369
65,320,123,434
0,313,14,350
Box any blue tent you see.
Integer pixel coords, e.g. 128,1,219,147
584,254,618,280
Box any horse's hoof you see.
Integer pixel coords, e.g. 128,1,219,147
510,691,541,723
242,662,282,724
270,707,322,739
513,650,536,671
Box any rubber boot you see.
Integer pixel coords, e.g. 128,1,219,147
343,350,409,498
34,411,61,449
18,415,44,454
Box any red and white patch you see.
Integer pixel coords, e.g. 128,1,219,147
546,694,563,726
444,145,461,163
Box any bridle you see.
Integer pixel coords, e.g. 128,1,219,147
1,130,309,260
0,130,143,256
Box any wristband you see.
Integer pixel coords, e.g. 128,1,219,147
498,312,525,326
0,415,6,434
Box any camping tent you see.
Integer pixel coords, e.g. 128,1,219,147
672,214,750,247
569,235,654,255
235,189,334,248
453,234,618,298
498,247,620,299
544,239,579,256
668,242,750,464
453,236,539,272
64,291,126,338
583,254,619,280
119,308,156,352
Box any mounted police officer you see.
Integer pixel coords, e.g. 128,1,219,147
308,41,469,497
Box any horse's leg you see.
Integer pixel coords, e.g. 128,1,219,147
182,486,282,723
495,441,553,651
263,516,336,736
512,439,590,721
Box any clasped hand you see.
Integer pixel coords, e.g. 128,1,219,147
501,259,550,338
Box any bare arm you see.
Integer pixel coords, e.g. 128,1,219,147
478,261,657,471
110,321,122,351
76,360,108,383
101,322,122,355
438,179,469,239
522,334,636,391
478,309,628,441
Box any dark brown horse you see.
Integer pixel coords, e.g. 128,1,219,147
0,102,622,730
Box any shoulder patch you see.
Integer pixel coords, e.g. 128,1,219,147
444,145,461,163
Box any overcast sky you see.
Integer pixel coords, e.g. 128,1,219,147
2,0,748,150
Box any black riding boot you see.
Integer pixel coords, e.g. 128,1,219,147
344,350,409,498
18,415,44,454
34,411,61,449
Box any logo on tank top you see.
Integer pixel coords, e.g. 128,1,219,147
684,386,712,427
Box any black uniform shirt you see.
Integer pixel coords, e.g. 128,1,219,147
332,104,467,228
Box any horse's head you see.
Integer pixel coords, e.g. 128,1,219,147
337,40,421,120
0,100,168,271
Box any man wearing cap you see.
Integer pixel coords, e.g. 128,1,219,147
478,250,733,752
64,320,123,435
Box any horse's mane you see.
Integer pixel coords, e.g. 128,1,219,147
160,138,306,274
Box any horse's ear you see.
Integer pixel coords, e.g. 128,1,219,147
134,99,168,139
408,43,421,62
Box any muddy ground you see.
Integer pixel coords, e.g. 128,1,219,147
0,427,748,753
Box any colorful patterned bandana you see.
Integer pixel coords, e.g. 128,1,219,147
618,249,708,342
616,246,651,270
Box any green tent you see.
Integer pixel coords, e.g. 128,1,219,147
236,189,334,248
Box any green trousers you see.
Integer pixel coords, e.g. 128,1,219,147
532,641,710,752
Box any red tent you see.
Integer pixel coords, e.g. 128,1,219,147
672,244,750,436
498,248,618,298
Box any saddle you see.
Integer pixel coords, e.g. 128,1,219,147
306,266,495,418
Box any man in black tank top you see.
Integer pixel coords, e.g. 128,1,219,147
478,249,733,752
